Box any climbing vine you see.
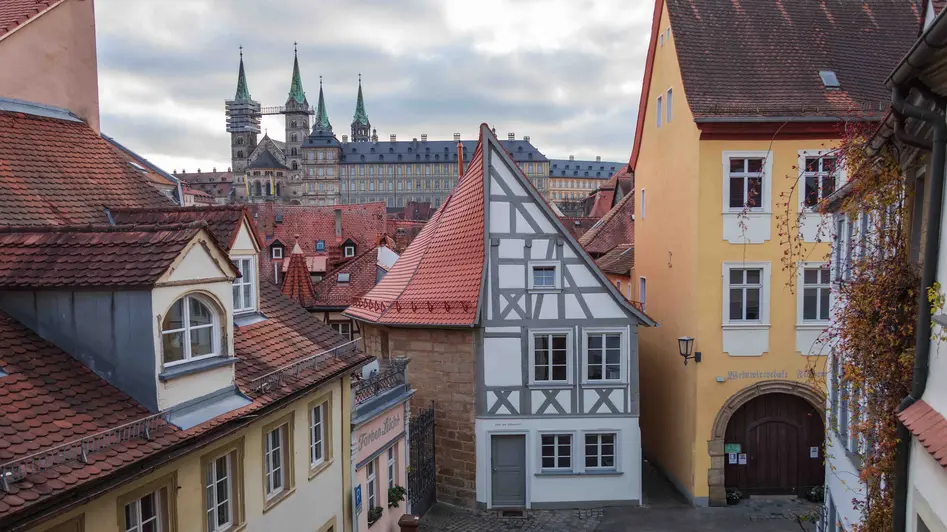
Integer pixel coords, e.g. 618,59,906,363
776,122,919,532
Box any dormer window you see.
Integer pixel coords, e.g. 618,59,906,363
232,257,257,313
271,245,284,259
343,245,355,258
338,273,351,283
316,240,326,252
162,295,221,366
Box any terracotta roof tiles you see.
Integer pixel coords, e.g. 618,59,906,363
579,189,635,256
281,243,319,308
111,205,260,252
312,246,382,309
0,0,57,39
595,243,635,276
899,400,947,469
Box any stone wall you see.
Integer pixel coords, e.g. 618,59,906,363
360,324,477,507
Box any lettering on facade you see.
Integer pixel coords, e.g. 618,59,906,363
724,369,828,381
357,413,401,453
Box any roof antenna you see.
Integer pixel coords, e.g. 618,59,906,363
103,206,115,225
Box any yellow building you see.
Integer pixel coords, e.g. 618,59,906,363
629,0,916,506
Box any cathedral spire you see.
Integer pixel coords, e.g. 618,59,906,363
234,46,251,102
315,76,332,131
353,73,369,126
287,43,307,105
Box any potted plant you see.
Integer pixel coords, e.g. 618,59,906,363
367,506,384,526
388,485,407,508
726,488,743,505
806,485,825,503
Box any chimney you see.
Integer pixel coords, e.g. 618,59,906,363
390,134,397,142
421,133,428,142
173,170,177,175
372,129,378,142
335,208,342,238
342,134,349,142
508,133,515,141
569,155,575,161
453,133,460,141
457,141,465,179
596,156,601,162
228,167,232,172
524,135,530,143
198,168,202,173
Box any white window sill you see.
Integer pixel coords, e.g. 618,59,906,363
796,322,829,329
535,470,622,477
721,323,771,330
528,288,561,294
581,380,626,387
159,356,236,381
722,210,772,215
529,382,573,388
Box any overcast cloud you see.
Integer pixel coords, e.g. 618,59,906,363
95,0,653,173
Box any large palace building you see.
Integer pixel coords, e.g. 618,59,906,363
225,50,550,207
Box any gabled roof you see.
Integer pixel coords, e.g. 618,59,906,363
0,223,235,289
0,0,60,39
580,189,635,256
112,205,262,252
560,216,601,240
596,243,635,276
247,149,289,170
312,246,388,309
103,135,179,192
281,243,319,308
587,165,633,218
0,108,174,226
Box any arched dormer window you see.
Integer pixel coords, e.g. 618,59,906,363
161,294,221,365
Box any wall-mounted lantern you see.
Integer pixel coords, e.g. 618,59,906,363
678,336,700,365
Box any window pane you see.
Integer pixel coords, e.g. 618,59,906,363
164,299,184,330
243,286,251,309
605,348,620,365
804,269,818,285
542,456,554,468
541,435,553,447
535,366,549,381
140,493,157,521
803,288,818,319
822,174,836,197
190,298,213,327
822,157,836,174
820,288,830,320
232,285,240,308
602,434,614,446
162,331,185,363
125,503,138,530
820,268,831,284
805,157,819,172
804,176,819,207
729,269,744,284
745,288,760,320
729,177,745,208
552,335,567,351
729,289,744,320
746,269,761,284
729,158,744,173
588,365,602,380
190,327,214,357
218,500,230,527
552,366,567,381
602,455,615,468
605,334,620,349
747,158,763,173
747,177,762,207
588,335,602,350
558,455,570,468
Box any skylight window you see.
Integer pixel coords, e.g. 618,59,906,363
819,70,840,89
338,273,351,283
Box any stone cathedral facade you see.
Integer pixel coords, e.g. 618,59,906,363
226,51,550,208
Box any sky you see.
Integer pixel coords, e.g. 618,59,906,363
95,0,654,174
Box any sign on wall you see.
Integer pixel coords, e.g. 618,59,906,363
724,443,741,454
355,485,362,515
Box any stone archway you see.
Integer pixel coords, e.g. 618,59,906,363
707,380,825,506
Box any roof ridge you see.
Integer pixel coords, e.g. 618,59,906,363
0,221,210,234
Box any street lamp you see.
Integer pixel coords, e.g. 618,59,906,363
678,336,700,365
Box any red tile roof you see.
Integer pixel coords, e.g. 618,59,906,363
281,243,319,308
0,111,173,226
587,166,633,218
0,283,370,523
0,0,58,39
579,190,635,256
112,205,261,252
596,243,635,276
346,139,485,326
0,223,232,289
385,219,427,253
175,170,235,201
898,399,947,469
312,246,382,309
560,217,601,240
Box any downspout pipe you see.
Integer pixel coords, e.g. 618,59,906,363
891,84,947,532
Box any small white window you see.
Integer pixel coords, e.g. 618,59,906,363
640,188,646,219
232,256,256,313
584,433,616,470
728,157,765,210
531,332,570,383
205,454,233,531
585,331,623,382
666,88,673,123
271,246,283,259
528,261,561,290
802,156,838,208
540,434,572,472
616,280,621,293
728,268,763,321
659,33,664,46
330,321,352,339
161,295,220,366
310,403,325,467
344,245,356,257
802,267,831,322
387,447,397,490
639,277,647,312
264,425,287,498
656,96,663,128
367,459,378,510
124,490,163,532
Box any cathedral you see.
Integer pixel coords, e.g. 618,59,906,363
226,49,550,207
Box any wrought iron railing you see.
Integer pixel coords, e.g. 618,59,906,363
354,361,409,404
247,338,361,393
0,411,172,492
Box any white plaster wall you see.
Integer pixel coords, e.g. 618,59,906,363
583,293,624,319
825,431,865,531
166,244,229,282
906,439,947,532
799,212,832,243
377,246,399,270
795,326,825,356
499,265,526,288
231,222,259,253
491,154,528,196
566,264,597,287
498,239,524,259
722,326,769,356
475,416,642,507
483,336,523,386
722,213,772,244
490,201,511,233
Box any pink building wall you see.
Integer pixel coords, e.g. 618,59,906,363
0,0,100,132
355,403,408,532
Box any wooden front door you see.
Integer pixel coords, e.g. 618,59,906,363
724,393,824,495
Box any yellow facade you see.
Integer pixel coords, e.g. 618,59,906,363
32,377,353,532
634,3,831,505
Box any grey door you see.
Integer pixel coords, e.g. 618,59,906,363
491,435,526,507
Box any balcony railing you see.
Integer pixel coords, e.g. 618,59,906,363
248,338,362,393
354,359,409,404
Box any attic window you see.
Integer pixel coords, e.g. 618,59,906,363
316,240,326,252
338,273,351,283
271,245,283,259
819,70,840,89
275,213,283,223
344,245,356,257
0,365,6,378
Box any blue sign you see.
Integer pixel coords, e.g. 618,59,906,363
354,485,362,514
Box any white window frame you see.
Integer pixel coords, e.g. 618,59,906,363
310,403,325,468
666,88,673,123
583,432,618,471
539,432,574,473
344,245,356,258
656,95,663,128
797,149,845,211
271,246,283,260
124,491,163,532
640,188,646,219
387,447,397,490
581,328,627,384
722,262,771,326
264,425,287,499
232,255,257,313
367,459,378,510
797,262,832,325
638,277,647,312
161,294,221,367
528,328,573,385
722,150,773,213
205,453,233,532
527,260,562,291
329,321,352,339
